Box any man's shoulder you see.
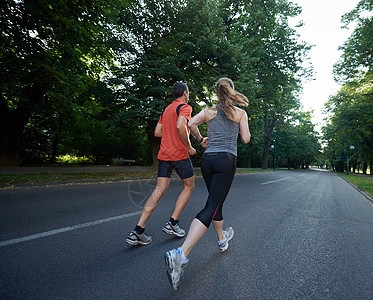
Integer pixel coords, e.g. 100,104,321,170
178,103,192,119
165,101,191,112
177,103,192,110
165,100,184,109
178,102,192,111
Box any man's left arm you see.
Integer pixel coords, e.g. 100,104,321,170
176,116,196,155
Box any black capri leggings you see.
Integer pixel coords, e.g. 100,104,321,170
196,152,236,228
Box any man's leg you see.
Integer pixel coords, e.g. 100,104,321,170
171,175,195,220
162,175,194,238
126,176,170,246
137,177,170,228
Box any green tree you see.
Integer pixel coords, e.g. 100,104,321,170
333,0,373,82
1,0,315,168
323,78,373,173
0,0,127,166
114,0,312,168
265,110,320,169
114,0,249,167
324,0,373,174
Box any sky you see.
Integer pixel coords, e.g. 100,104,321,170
290,0,360,131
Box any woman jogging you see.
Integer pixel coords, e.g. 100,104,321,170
164,77,251,290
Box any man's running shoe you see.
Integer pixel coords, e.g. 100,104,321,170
126,230,152,246
164,248,188,290
218,227,234,252
162,221,186,237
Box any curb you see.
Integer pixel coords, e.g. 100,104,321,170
0,169,271,190
338,174,373,204
0,177,158,190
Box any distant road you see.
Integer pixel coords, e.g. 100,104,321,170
1,170,372,299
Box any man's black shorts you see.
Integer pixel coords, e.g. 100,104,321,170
157,158,194,179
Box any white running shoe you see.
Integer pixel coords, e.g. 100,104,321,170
218,227,234,252
164,248,188,290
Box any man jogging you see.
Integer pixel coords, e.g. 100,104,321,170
126,81,206,246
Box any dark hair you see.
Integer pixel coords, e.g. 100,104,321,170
172,81,188,98
216,78,248,117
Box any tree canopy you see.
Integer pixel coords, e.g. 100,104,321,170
1,0,321,169
323,0,373,174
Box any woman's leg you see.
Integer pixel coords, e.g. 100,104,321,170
211,153,236,240
196,153,236,228
201,154,213,192
180,153,236,257
181,218,208,257
212,220,224,241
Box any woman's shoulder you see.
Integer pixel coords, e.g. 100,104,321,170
204,106,218,118
233,106,245,113
205,106,218,112
233,106,247,121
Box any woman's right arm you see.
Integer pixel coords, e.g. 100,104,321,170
188,110,208,147
239,110,251,144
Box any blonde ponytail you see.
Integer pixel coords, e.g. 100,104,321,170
216,78,248,117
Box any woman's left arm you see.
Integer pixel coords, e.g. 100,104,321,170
239,111,251,144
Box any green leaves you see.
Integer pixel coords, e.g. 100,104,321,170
1,0,318,167
334,0,373,82
324,1,373,172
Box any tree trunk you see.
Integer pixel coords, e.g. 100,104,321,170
0,108,24,166
0,135,22,166
246,143,252,168
0,94,22,166
49,134,60,163
335,162,344,172
261,112,277,169
261,114,270,169
363,162,368,174
146,120,160,170
150,142,160,169
0,85,44,166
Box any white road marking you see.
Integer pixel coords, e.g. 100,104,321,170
0,210,142,248
298,174,306,177
261,177,290,185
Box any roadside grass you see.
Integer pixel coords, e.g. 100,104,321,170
0,167,274,187
339,173,373,198
0,171,158,187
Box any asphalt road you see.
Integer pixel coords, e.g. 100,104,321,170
1,170,372,299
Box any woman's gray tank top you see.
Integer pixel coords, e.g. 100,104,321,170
204,109,240,156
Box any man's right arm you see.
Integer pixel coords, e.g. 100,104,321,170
154,123,162,138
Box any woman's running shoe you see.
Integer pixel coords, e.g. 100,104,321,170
164,248,188,290
218,227,234,252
